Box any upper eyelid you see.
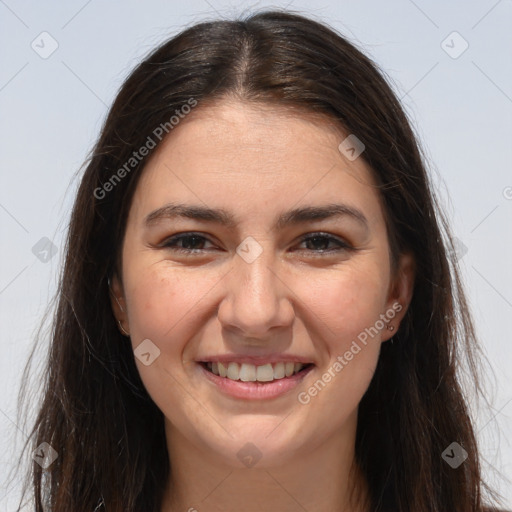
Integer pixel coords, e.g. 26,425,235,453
160,232,351,249
161,232,217,246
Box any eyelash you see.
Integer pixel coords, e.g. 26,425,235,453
160,232,353,256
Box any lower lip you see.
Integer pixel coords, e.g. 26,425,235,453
198,363,314,400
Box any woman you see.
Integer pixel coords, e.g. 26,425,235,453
16,9,506,512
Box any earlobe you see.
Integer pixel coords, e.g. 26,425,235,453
382,252,415,342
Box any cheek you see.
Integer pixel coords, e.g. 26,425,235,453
297,263,389,347
122,265,225,400
123,268,211,417
295,271,386,425
124,266,217,342
296,265,387,398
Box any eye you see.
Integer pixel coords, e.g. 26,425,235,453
295,233,352,254
160,232,352,256
161,233,215,253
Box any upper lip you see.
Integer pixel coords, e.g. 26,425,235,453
197,354,315,365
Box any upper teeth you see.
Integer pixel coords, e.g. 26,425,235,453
207,362,305,382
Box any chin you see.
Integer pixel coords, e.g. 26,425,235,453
197,418,313,469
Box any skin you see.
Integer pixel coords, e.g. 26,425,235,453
110,99,415,512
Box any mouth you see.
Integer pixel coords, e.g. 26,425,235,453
197,360,315,400
200,361,313,382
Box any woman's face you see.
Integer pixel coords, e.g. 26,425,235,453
111,99,414,468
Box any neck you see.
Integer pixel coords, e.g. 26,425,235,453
160,417,369,512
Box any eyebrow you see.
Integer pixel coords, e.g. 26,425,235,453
144,202,369,231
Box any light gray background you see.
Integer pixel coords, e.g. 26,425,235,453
1,0,511,509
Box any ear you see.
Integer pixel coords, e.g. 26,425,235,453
381,252,415,342
108,272,130,336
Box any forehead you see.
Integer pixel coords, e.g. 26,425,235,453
128,100,384,228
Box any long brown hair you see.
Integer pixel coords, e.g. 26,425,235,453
15,9,502,511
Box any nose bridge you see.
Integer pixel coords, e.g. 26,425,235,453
235,239,280,309
219,237,292,335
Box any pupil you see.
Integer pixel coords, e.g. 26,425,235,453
184,236,202,249
308,236,328,250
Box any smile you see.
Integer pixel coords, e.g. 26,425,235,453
198,360,315,400
203,361,312,382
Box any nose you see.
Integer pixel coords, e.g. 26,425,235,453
217,245,295,341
